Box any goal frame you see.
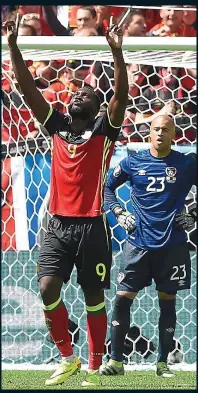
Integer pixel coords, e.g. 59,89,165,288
2,36,196,69
2,35,197,371
2,36,196,52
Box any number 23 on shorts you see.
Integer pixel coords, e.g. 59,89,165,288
170,264,186,281
96,263,106,281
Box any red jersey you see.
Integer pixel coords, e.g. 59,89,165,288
43,109,120,217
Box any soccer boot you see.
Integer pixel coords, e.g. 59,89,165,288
99,360,125,376
156,361,175,378
45,356,81,386
82,370,102,387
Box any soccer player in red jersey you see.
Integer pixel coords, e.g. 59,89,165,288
4,18,128,386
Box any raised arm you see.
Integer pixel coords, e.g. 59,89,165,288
106,24,129,127
3,19,50,125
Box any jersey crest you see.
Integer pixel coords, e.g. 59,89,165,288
166,167,177,183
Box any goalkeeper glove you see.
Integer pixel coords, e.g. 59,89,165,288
175,210,196,231
112,206,136,234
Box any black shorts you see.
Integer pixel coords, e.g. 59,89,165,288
117,241,191,294
38,214,112,289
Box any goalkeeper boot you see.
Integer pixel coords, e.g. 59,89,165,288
45,356,81,386
99,359,125,376
82,370,102,387
156,362,175,378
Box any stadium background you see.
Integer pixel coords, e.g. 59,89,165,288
2,5,196,367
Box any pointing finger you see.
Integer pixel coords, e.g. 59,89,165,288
16,13,21,36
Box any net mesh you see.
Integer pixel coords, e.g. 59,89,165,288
2,48,197,366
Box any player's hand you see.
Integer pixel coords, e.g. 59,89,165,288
2,15,20,47
113,206,136,233
175,211,196,231
106,22,123,50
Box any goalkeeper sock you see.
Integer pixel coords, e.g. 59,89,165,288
86,302,107,370
110,295,133,362
158,299,176,362
43,297,73,358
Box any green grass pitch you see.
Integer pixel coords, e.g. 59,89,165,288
2,370,196,390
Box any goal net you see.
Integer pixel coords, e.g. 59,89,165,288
2,36,196,370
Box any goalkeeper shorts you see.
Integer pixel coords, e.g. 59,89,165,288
117,240,191,293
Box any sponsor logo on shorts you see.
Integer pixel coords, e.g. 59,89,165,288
112,320,120,327
113,165,121,178
117,272,125,283
166,327,174,333
166,167,177,183
178,279,185,286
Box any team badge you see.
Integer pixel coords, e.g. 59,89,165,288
166,167,177,183
117,272,125,283
113,165,121,177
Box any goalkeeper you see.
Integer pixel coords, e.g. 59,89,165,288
102,114,196,378
4,18,128,387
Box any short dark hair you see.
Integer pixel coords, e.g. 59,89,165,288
19,23,37,36
78,6,97,19
119,9,144,28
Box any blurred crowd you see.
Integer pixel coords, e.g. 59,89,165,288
2,5,197,37
2,5,197,146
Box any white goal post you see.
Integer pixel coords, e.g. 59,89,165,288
2,36,196,68
2,36,196,371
